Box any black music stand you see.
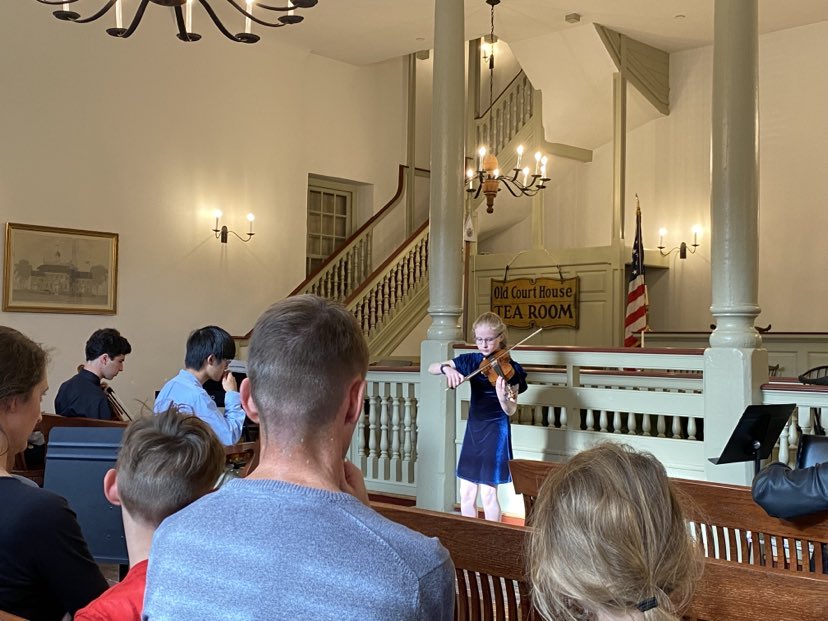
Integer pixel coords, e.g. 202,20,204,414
708,403,796,474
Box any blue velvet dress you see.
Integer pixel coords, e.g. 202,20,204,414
453,353,528,485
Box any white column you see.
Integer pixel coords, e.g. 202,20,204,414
704,0,766,484
417,0,465,512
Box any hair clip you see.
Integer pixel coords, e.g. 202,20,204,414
636,597,658,613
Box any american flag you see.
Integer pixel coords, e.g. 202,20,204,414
624,200,648,347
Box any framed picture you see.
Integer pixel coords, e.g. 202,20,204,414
3,223,119,315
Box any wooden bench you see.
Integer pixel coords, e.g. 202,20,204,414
372,503,533,621
510,458,828,574
374,502,828,621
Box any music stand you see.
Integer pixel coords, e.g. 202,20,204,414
708,403,796,474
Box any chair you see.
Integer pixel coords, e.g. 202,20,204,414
798,365,828,385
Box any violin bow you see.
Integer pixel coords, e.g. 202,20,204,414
445,327,544,391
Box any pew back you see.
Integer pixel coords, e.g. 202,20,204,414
372,503,533,621
375,502,828,621
509,458,828,574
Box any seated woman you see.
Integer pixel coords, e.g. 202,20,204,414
528,444,702,621
0,326,108,620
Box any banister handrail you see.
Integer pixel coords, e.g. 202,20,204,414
343,220,429,306
477,69,529,120
289,165,407,296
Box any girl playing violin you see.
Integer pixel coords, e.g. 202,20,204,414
428,312,527,522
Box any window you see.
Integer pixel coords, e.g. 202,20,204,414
306,182,353,276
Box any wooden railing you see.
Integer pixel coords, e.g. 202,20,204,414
357,347,828,511
345,221,428,342
475,71,536,163
290,165,412,303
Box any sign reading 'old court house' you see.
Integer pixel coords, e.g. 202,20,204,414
490,277,579,329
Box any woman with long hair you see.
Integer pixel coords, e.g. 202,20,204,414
0,326,108,619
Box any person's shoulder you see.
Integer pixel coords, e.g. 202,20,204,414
2,481,73,528
356,506,451,572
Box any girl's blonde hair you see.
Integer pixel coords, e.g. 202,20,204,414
472,312,508,348
528,444,702,621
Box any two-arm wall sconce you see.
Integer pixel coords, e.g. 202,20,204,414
212,210,255,243
658,225,701,259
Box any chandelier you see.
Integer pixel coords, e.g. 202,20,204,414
466,0,549,213
36,0,318,44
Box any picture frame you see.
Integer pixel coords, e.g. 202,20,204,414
3,222,119,315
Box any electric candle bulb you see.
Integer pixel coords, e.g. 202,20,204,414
247,212,255,234
516,145,524,169
691,225,702,245
287,0,294,17
115,0,123,29
467,169,475,190
540,155,548,178
245,0,254,34
477,146,486,171
213,210,223,230
522,167,530,186
185,0,193,33
658,227,667,247
534,151,541,175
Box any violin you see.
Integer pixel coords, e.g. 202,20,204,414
479,349,518,402
444,327,543,401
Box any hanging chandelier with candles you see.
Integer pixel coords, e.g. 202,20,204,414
35,0,318,44
466,0,549,214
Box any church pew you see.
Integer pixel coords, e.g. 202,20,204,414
373,502,828,621
372,503,533,621
510,458,828,574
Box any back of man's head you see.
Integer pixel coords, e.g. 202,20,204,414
185,325,236,370
86,328,132,361
116,408,225,527
247,294,369,439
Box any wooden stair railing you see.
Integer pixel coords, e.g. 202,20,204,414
290,165,426,303
344,221,429,349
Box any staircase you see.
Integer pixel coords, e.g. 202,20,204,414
235,72,544,360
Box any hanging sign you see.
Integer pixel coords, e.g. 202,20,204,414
490,277,579,329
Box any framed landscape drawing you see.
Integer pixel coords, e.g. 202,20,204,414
3,223,119,314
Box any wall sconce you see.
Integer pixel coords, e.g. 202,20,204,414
212,210,255,244
658,225,701,259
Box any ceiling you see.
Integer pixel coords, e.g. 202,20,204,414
273,0,828,66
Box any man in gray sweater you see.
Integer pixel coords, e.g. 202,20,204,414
142,295,455,621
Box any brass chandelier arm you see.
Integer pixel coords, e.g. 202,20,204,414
115,0,151,38
36,0,317,43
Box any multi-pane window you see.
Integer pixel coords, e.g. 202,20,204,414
306,183,353,276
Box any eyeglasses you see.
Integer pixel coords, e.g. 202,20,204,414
474,336,500,344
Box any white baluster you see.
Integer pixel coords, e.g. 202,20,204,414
599,409,609,433
403,384,415,483
367,387,379,479
672,415,682,439
612,410,622,434
585,408,595,431
687,417,697,440
390,386,401,481
657,415,666,438
642,412,652,437
379,383,390,480
628,412,637,435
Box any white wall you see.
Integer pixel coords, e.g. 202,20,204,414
507,21,828,333
0,4,409,412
